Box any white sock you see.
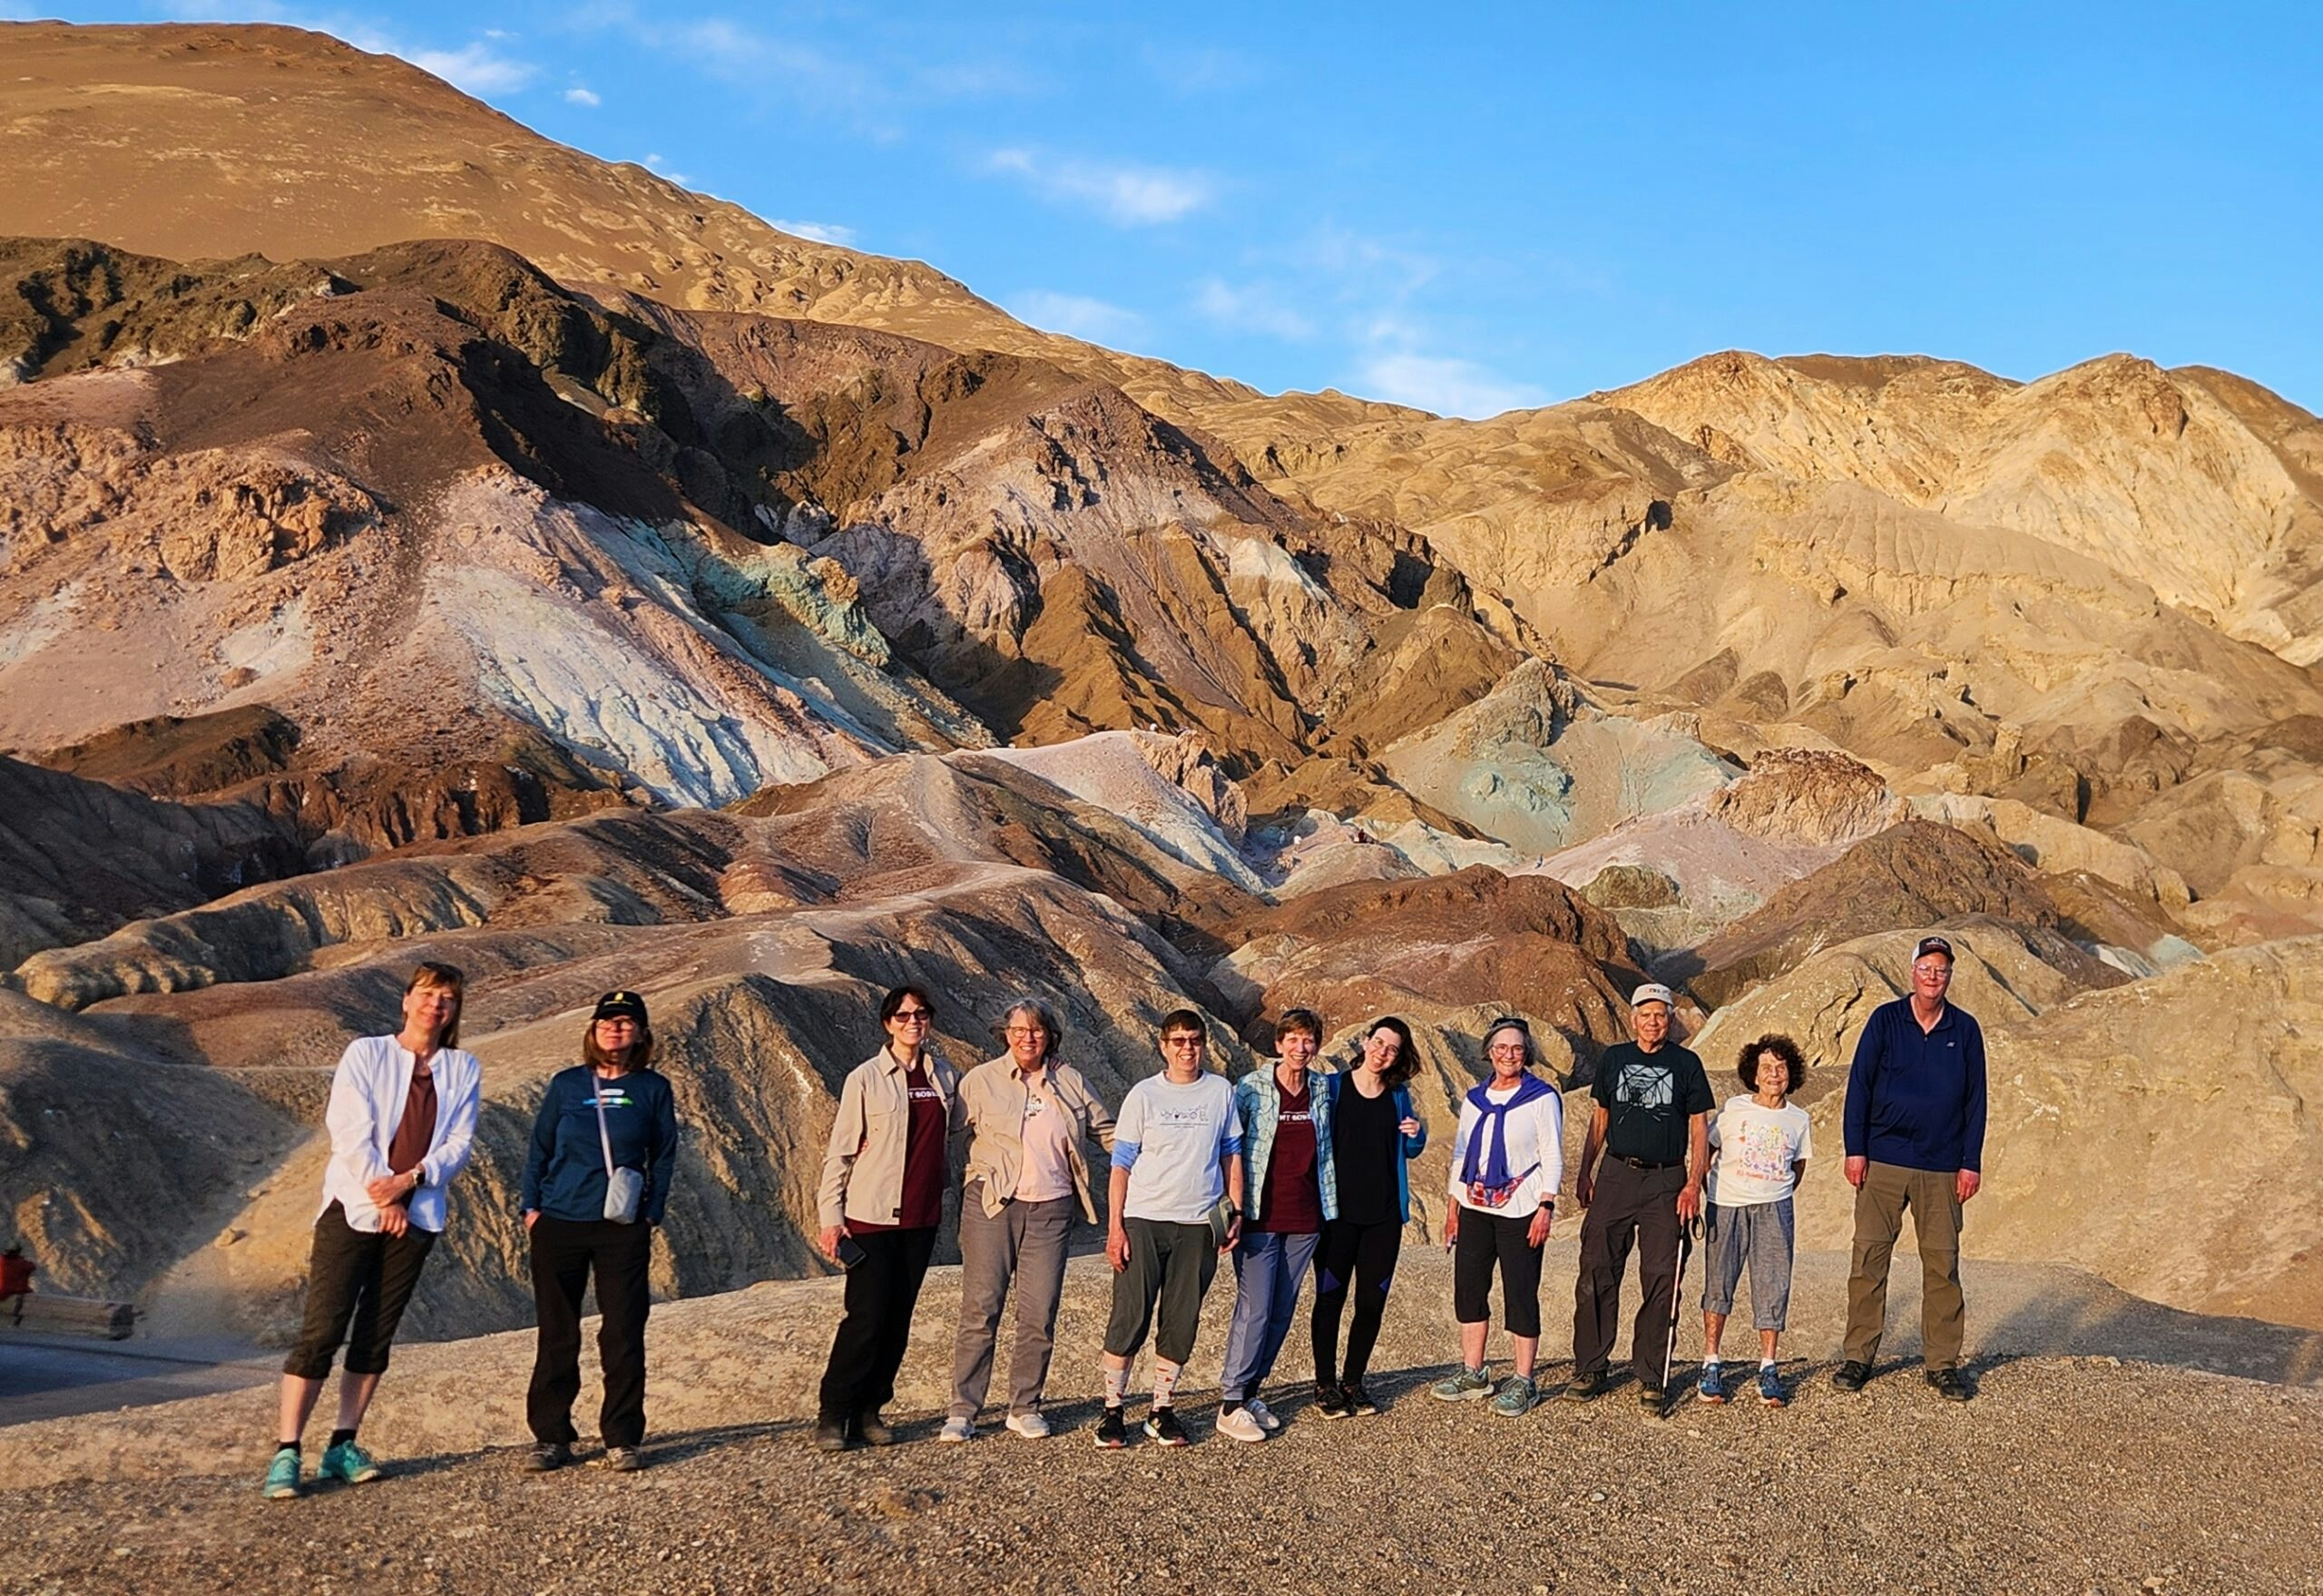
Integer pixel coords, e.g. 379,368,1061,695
1761,1357,1778,1369
1103,1364,1131,1406
1152,1357,1182,1409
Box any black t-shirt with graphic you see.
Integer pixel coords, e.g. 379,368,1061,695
1592,1042,1715,1165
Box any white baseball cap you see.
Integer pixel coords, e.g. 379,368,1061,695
1630,983,1675,1008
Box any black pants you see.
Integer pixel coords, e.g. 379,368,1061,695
1103,1219,1218,1366
527,1215,655,1449
1573,1160,1685,1384
1311,1217,1402,1384
817,1227,937,1422
1453,1209,1544,1337
282,1202,437,1379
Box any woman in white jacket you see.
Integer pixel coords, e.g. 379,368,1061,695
1431,1016,1568,1417
262,962,481,1500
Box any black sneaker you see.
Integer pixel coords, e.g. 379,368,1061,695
1143,1407,1191,1446
1093,1405,1128,1450
1927,1367,1973,1403
1833,1360,1872,1392
1313,1379,1349,1419
1637,1384,1667,1415
1563,1369,1605,1403
854,1411,897,1446
812,1418,851,1453
522,1442,571,1473
1343,1380,1378,1417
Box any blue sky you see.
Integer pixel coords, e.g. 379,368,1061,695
19,2,2321,416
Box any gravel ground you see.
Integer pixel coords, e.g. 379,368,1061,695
4,1248,2318,1595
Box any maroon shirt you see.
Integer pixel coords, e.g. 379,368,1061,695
857,1063,949,1232
384,1062,437,1203
1256,1081,1323,1235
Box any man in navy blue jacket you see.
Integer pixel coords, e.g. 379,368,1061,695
1834,935,1986,1401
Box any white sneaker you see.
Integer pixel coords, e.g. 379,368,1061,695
938,1416,975,1444
1244,1397,1281,1431
1216,1406,1268,1444
1004,1411,1052,1440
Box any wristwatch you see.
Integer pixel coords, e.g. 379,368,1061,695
1537,1198,1556,1212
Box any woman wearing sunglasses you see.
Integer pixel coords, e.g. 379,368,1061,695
813,984,964,1451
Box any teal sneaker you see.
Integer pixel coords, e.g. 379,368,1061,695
261,1448,302,1501
1489,1374,1538,1417
1430,1366,1495,1403
319,1438,382,1485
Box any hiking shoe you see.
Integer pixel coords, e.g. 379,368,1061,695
1696,1361,1727,1405
1244,1396,1281,1431
522,1442,571,1474
319,1438,381,1485
1756,1366,1788,1407
813,1417,851,1452
1143,1407,1191,1447
1314,1378,1351,1418
260,1449,302,1501
1490,1375,1538,1417
1093,1406,1128,1449
1563,1369,1605,1403
1637,1384,1667,1415
1833,1360,1872,1392
1343,1380,1379,1417
938,1416,975,1444
1216,1405,1267,1444
1005,1411,1052,1440
854,1411,897,1446
1927,1367,1973,1403
1430,1366,1494,1403
597,1446,642,1473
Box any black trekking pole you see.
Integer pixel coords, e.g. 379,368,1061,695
1659,1212,1703,1408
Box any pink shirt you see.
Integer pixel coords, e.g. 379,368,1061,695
1014,1077,1077,1203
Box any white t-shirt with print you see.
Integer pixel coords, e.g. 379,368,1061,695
1116,1072,1241,1225
1706,1094,1812,1207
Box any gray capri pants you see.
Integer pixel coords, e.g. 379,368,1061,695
1701,1198,1797,1332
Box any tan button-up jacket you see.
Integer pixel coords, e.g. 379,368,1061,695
816,1048,965,1230
956,1053,1117,1222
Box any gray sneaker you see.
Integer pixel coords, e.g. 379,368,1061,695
1431,1366,1495,1403
1490,1374,1539,1417
596,1446,643,1473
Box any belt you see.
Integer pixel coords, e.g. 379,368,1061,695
1616,1156,1682,1170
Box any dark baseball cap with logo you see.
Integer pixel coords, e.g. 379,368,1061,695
1914,936,1955,964
593,990,650,1024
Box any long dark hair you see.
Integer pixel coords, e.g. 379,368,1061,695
583,1018,656,1075
1359,1015,1418,1089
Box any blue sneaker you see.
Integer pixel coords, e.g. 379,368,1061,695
261,1448,301,1501
319,1438,381,1485
1696,1361,1726,1405
1756,1366,1788,1407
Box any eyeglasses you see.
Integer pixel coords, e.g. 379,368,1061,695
891,1009,933,1023
1162,1035,1205,1048
1005,1027,1046,1041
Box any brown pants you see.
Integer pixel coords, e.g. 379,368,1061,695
1844,1161,1965,1370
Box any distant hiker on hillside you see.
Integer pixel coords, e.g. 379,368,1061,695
518,990,681,1474
1215,1009,1330,1444
942,997,1116,1443
1567,984,1714,1415
1835,935,1987,1402
1309,1014,1426,1420
1696,1033,1812,1409
1433,1016,1565,1417
263,961,482,1501
1094,1009,1244,1450
812,984,965,1451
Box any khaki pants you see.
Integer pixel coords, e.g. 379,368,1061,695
949,1185,1076,1419
1844,1161,1965,1370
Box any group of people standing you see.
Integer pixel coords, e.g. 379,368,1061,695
260,931,1987,1493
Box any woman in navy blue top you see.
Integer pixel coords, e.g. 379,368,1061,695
519,990,680,1473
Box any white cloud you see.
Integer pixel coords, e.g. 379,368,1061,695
985,149,1213,227
770,220,859,247
564,86,603,107
406,41,539,95
641,153,693,187
1010,290,1147,347
1193,278,1314,342
1357,351,1548,420
1140,43,1259,94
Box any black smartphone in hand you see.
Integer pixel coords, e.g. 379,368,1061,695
836,1234,868,1270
